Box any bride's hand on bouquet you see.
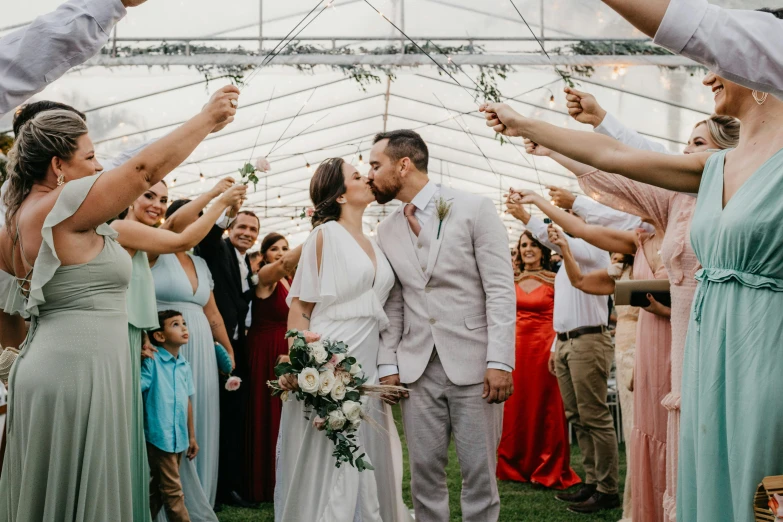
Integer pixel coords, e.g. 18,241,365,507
279,373,299,391
380,374,409,405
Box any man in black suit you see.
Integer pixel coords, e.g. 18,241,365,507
195,207,260,509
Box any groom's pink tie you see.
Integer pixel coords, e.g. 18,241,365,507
404,203,421,237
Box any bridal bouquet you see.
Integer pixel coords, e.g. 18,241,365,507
268,329,406,471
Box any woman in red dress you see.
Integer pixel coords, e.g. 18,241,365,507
244,232,302,502
497,231,581,489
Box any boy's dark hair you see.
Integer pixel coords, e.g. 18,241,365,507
759,7,783,19
149,310,183,339
372,129,429,173
13,101,86,137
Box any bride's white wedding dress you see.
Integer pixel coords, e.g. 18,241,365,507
275,221,413,522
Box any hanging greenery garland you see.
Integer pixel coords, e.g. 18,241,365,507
100,41,512,101
550,40,706,77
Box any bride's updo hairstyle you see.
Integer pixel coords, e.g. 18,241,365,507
4,110,88,226
309,157,347,228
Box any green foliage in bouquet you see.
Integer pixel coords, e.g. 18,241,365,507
271,330,374,472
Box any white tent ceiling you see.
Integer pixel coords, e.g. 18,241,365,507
3,0,781,246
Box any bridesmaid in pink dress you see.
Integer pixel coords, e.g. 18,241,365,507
522,194,671,522
522,107,740,520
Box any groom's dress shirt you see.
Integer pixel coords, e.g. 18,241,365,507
378,180,512,379
653,0,783,99
0,0,127,117
526,216,609,335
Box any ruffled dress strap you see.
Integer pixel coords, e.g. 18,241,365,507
26,172,117,317
126,250,159,329
0,269,27,317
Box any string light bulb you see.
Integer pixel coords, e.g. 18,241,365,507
611,67,619,80
358,154,364,166
306,162,312,172
199,173,205,183
171,178,177,187
277,194,282,202
549,95,555,108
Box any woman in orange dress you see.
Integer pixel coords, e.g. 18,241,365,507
244,233,302,502
497,231,581,489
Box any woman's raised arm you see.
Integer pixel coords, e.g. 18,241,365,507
481,103,708,193
68,85,239,231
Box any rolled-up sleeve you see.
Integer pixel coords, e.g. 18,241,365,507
654,0,783,99
0,0,127,117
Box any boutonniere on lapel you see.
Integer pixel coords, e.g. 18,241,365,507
435,197,452,240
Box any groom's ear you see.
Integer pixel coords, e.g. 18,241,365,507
398,157,412,177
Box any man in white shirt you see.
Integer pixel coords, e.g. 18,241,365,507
0,0,149,118
600,0,783,99
506,198,620,514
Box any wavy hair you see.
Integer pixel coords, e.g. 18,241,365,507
4,109,88,227
309,157,347,228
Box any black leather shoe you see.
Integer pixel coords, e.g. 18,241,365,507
225,490,259,509
567,492,621,514
555,484,596,503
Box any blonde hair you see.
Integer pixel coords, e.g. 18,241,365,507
695,114,740,150
3,110,88,226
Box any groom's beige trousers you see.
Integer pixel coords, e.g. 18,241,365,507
401,353,503,522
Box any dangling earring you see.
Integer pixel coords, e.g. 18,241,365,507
753,90,769,105
56,174,65,186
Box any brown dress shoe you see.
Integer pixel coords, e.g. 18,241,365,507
567,491,621,514
554,484,596,503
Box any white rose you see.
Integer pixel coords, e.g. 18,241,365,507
331,380,347,401
298,368,320,395
341,400,362,422
349,362,362,376
318,370,336,396
250,274,259,286
309,342,328,365
339,371,352,385
327,409,346,430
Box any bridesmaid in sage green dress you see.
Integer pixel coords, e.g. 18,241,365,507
0,89,238,521
112,178,244,520
483,69,783,522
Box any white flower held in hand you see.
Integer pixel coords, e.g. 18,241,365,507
225,375,242,391
299,368,320,395
349,362,362,376
341,400,362,422
327,409,346,430
318,370,337,396
255,157,272,172
331,380,347,401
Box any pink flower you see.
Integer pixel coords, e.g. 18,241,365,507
328,354,339,366
305,207,315,217
225,376,242,391
312,416,326,431
255,157,271,172
303,331,321,343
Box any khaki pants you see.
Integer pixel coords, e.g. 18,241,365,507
147,443,191,522
555,331,619,494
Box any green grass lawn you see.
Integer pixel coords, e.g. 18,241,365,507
218,406,626,522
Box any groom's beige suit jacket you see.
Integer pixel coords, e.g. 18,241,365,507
376,186,516,386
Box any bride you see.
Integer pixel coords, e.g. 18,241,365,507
274,157,413,522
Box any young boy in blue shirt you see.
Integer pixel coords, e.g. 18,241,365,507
142,310,198,522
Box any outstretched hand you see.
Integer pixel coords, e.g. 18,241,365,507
524,138,552,157
202,85,240,133
547,186,576,210
483,369,513,404
564,87,607,128
547,224,569,249
479,102,526,137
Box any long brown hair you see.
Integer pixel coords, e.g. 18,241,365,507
516,231,552,272
309,157,346,228
260,232,286,265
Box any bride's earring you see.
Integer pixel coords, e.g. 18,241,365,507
56,174,65,186
753,90,769,105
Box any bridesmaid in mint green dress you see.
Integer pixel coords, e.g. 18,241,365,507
112,178,244,520
678,148,783,521
0,90,238,521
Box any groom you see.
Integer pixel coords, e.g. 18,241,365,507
370,130,516,522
